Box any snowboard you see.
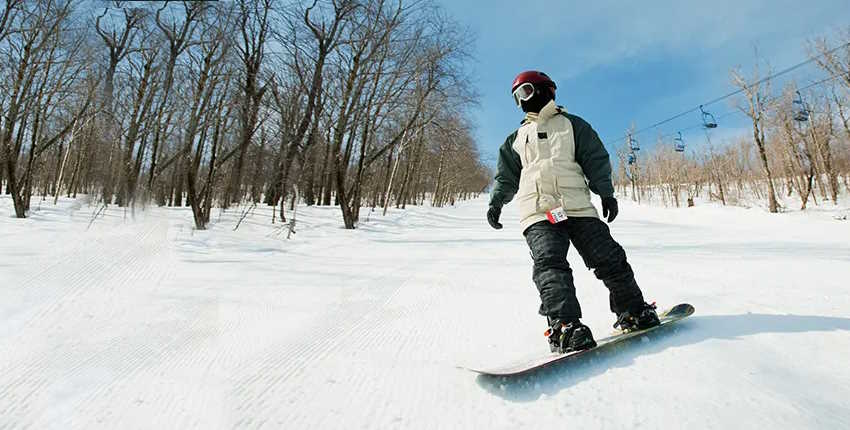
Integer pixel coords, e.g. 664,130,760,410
461,303,694,377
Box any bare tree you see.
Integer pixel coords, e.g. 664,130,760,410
148,1,207,201
225,0,271,206
775,88,817,209
732,63,780,213
94,2,145,204
182,7,231,230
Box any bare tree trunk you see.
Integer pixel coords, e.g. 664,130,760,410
53,121,78,204
251,126,267,203
303,144,317,206
382,140,403,216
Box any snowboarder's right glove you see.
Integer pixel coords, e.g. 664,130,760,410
487,205,503,230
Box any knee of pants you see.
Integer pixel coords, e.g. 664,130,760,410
591,247,631,278
589,241,627,267
533,253,570,273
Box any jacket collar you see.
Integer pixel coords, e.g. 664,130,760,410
522,100,564,125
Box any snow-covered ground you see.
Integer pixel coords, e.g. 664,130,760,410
1,193,849,429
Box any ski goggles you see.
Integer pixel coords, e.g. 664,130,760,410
512,82,536,106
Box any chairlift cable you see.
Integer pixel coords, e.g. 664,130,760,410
614,68,849,147
603,40,850,145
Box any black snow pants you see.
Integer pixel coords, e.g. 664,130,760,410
523,217,645,320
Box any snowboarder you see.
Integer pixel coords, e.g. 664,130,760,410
487,70,659,354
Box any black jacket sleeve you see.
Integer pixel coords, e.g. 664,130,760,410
489,130,521,207
569,114,615,198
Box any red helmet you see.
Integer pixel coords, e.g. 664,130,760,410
511,70,557,93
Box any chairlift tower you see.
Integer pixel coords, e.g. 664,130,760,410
626,133,638,165
624,132,640,203
628,133,640,151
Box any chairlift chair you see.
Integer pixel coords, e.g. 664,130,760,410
793,91,810,122
674,132,685,152
700,105,718,129
627,153,636,165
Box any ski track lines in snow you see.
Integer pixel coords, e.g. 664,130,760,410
229,263,412,428
2,195,850,429
0,213,177,428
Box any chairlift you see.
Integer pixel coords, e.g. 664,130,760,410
674,132,685,153
700,105,717,129
627,153,636,165
628,134,640,151
793,90,810,122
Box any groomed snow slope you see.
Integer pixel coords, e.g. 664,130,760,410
1,194,849,429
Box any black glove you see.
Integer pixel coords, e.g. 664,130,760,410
487,205,503,229
602,196,618,223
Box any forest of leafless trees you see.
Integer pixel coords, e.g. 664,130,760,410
0,0,489,229
614,34,850,214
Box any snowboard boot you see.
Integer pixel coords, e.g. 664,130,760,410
545,318,597,354
614,301,660,332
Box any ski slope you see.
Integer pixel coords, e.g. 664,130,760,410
1,194,849,429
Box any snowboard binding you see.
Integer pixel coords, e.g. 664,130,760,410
545,319,597,354
614,301,661,332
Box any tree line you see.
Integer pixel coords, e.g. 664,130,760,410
0,0,490,229
615,33,850,212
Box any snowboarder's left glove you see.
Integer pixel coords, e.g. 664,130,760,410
487,205,503,230
602,196,618,223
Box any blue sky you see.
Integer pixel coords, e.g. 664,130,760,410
436,0,850,165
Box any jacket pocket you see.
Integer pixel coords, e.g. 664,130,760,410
557,180,592,211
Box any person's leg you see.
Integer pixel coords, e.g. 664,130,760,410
523,221,581,320
564,217,645,314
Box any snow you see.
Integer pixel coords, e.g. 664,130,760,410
1,193,849,429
